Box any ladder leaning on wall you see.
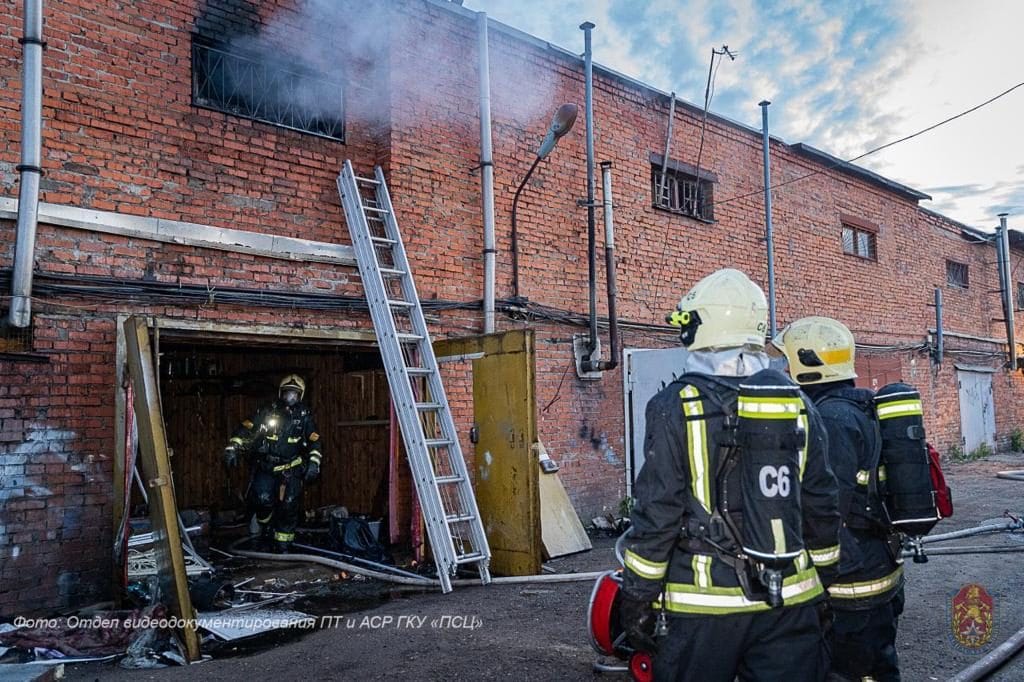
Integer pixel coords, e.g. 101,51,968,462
336,160,491,593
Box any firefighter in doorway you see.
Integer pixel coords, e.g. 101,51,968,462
773,317,904,681
620,268,840,681
223,374,323,553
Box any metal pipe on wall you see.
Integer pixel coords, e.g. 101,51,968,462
934,287,944,364
599,161,619,371
477,12,496,334
580,22,598,357
998,213,1016,370
759,100,777,337
8,0,44,328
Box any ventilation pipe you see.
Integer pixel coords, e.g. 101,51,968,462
574,22,618,374
997,213,1016,370
759,100,777,337
8,0,44,328
477,12,496,334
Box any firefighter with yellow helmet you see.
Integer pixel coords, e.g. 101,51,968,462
223,374,323,553
773,317,904,681
620,269,840,681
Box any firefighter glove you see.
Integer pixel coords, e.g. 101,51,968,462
222,446,238,468
619,593,660,654
304,461,320,483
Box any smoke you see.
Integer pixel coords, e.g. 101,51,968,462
194,0,559,135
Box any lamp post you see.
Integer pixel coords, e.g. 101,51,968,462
510,103,578,300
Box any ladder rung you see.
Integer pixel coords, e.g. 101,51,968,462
455,552,485,564
355,175,380,185
371,236,396,245
446,513,476,523
380,267,406,277
397,333,424,343
388,299,414,308
406,367,432,376
416,402,442,411
435,474,464,484
425,438,453,448
363,205,389,214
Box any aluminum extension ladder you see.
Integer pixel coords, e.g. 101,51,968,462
337,160,492,593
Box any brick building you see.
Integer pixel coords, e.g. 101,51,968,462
1,0,1021,615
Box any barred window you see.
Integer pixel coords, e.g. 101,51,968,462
192,39,345,142
946,260,969,289
1016,281,1024,309
650,154,715,221
840,214,878,261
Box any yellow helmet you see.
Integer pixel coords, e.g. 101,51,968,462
771,316,857,385
666,268,768,351
279,374,306,401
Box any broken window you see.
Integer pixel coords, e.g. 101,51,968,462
840,214,878,260
946,259,969,289
650,154,715,221
192,39,345,142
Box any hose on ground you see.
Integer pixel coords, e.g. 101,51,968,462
950,623,1024,681
996,470,1024,481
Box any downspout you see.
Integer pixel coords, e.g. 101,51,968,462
998,213,1016,370
8,0,44,328
580,22,598,360
477,12,496,334
759,101,777,337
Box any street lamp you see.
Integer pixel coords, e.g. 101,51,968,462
510,103,578,299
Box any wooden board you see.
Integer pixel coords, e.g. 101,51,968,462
535,443,591,558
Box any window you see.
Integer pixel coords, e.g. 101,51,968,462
649,153,715,221
840,213,878,260
192,39,345,141
1017,282,1024,309
946,260,969,289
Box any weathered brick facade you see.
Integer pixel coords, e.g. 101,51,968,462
1,0,1022,615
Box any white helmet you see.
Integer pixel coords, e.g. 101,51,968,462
666,268,768,351
771,316,857,385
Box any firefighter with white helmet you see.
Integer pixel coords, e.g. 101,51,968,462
773,317,904,681
620,268,840,681
223,373,323,553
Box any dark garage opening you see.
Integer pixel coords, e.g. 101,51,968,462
152,336,416,550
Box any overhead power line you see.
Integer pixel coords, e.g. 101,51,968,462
713,80,1024,208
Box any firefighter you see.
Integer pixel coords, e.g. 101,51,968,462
620,268,841,682
222,374,323,553
773,317,904,681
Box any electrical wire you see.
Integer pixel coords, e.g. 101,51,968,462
713,80,1024,209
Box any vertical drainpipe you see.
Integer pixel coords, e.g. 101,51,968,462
600,161,619,370
998,213,1016,370
934,287,943,365
8,0,44,328
477,12,496,334
759,100,777,337
580,22,598,359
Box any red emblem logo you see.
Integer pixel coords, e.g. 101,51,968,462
952,583,994,648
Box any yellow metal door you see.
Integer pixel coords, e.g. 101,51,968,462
435,330,541,575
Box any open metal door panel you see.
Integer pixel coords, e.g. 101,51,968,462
435,330,541,576
123,316,201,661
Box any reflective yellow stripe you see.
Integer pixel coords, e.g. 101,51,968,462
797,409,809,479
272,456,305,472
309,453,322,465
737,396,803,419
257,514,272,523
692,554,712,589
795,550,809,571
274,531,295,542
624,549,668,580
856,469,870,485
229,437,244,445
878,466,887,482
808,544,841,566
664,566,823,614
771,518,786,555
828,565,904,599
267,434,279,441
287,436,301,444
876,399,923,420
681,385,712,512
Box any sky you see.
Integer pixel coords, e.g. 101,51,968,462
464,0,1024,231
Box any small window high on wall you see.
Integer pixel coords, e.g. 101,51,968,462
946,260,969,289
650,153,715,222
192,38,345,142
840,213,878,261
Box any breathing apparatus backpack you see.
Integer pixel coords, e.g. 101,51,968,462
874,383,944,537
684,368,808,608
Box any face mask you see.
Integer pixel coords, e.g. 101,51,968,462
282,389,300,407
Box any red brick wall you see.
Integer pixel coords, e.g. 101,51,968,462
2,0,1023,614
